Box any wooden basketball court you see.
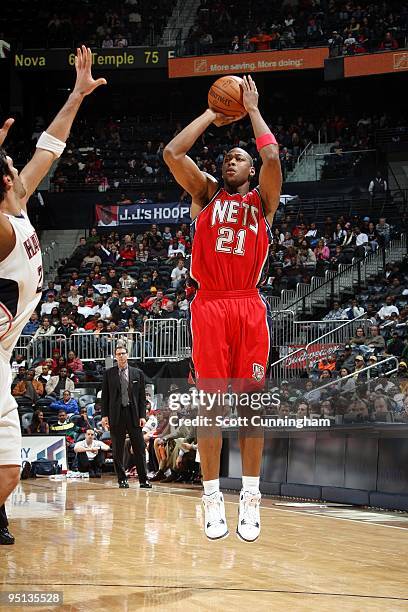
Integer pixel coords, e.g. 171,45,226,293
2,477,408,611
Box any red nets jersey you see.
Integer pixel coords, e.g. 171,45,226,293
190,186,271,291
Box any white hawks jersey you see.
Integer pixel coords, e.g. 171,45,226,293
0,210,42,358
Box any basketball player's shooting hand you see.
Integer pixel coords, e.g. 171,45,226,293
242,75,259,113
0,118,14,146
73,45,107,97
207,109,246,127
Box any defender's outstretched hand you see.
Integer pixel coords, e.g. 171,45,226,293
73,46,107,97
0,118,14,147
242,75,259,113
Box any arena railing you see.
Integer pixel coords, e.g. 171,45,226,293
178,35,408,58
304,315,371,371
11,335,35,365
285,189,407,225
299,317,369,346
49,175,176,192
69,332,144,362
375,127,408,147
31,334,68,361
41,241,60,277
268,310,372,347
314,148,377,181
268,314,374,384
142,318,181,361
291,140,313,172
270,233,407,317
177,319,191,360
387,163,407,205
268,345,308,384
14,316,378,368
305,355,400,404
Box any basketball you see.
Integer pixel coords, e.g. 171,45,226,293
208,75,246,117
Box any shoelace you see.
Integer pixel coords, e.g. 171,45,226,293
204,496,225,527
241,494,260,526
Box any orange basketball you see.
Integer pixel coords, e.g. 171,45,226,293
208,75,246,117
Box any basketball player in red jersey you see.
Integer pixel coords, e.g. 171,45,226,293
0,47,106,544
164,76,282,542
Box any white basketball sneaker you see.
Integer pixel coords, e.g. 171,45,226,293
236,489,261,542
202,491,229,540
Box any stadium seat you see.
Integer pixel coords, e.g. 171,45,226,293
36,398,53,407
16,398,34,408
79,394,96,408
21,412,33,431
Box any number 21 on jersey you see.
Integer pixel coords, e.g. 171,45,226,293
215,227,246,255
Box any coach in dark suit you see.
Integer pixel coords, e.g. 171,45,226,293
101,344,151,489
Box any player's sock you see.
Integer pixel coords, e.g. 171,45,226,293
203,478,220,496
242,476,260,495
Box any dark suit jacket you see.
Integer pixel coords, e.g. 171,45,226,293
101,365,147,428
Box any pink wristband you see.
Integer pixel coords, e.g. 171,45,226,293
256,133,277,151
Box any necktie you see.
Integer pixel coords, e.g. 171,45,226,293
119,367,129,407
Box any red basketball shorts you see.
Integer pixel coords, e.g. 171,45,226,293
190,289,271,392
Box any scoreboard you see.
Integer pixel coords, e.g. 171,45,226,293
14,47,170,71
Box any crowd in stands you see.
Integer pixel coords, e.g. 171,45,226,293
268,340,408,423
267,223,408,423
49,107,403,191
185,0,408,56
266,213,402,293
1,0,172,49
2,0,407,54
22,225,192,339
266,377,408,424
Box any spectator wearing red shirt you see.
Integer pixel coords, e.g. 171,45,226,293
250,29,273,51
84,314,101,331
120,243,136,266
140,294,158,311
379,32,398,50
185,284,196,300
67,350,84,374
52,356,67,376
292,223,307,239
84,287,95,308
141,290,172,312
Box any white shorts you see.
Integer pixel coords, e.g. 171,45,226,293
0,349,21,466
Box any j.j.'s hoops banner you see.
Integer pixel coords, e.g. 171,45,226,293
95,202,191,226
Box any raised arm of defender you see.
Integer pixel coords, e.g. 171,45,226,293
242,75,282,225
19,46,107,208
0,119,14,148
